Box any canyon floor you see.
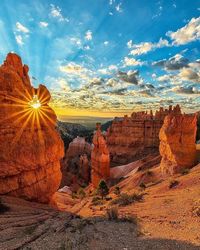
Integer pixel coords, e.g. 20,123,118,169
1,162,200,250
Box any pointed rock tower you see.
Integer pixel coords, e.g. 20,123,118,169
91,123,110,187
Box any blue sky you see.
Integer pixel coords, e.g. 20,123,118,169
0,0,199,117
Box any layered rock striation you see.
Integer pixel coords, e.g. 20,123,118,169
106,105,181,165
91,123,110,187
159,114,197,175
0,53,64,203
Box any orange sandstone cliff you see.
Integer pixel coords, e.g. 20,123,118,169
106,105,181,165
159,113,197,175
91,123,110,187
0,53,64,203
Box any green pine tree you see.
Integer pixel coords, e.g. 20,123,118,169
98,180,109,200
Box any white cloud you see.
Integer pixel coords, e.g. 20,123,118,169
15,35,24,45
108,65,118,71
129,38,169,55
178,67,200,82
85,30,92,40
115,3,122,12
127,40,133,49
16,22,29,33
167,17,200,45
84,45,90,50
70,37,81,46
50,4,69,22
39,21,48,28
123,57,144,66
104,41,109,46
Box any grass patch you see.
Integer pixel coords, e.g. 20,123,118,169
110,192,144,206
180,168,190,175
91,196,104,206
169,179,179,189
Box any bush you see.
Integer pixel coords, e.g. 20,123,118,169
181,168,190,175
0,198,10,214
169,180,179,189
111,192,143,206
98,180,109,200
77,188,86,199
91,196,103,206
106,207,118,220
139,182,146,189
146,170,153,176
114,186,121,195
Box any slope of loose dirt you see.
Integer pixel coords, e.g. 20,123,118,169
1,194,200,250
54,163,200,248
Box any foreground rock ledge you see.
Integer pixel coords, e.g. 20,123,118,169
0,53,64,203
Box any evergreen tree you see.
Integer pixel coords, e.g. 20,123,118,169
98,180,109,200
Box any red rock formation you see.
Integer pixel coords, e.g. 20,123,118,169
106,105,181,165
0,53,64,203
159,114,197,175
79,154,89,183
91,123,110,187
60,137,91,188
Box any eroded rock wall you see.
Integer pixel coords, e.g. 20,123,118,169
159,114,197,175
106,105,181,165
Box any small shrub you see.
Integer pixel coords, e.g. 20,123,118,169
181,168,190,175
98,180,109,200
92,196,103,206
0,198,10,214
77,188,86,199
71,192,78,199
146,170,153,176
119,215,138,224
111,192,143,206
192,200,200,217
114,186,121,195
169,180,179,189
193,207,200,217
139,182,146,189
106,207,118,220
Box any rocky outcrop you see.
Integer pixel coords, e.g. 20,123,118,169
159,114,197,175
91,123,110,187
79,154,90,183
106,105,181,165
60,137,91,188
0,53,64,203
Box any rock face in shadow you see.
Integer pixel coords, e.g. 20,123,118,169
60,137,91,189
0,53,64,203
106,105,181,166
159,113,197,175
91,123,110,187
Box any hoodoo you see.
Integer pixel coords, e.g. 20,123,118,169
91,123,110,187
0,53,64,203
159,113,197,175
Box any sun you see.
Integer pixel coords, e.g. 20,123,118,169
29,95,41,110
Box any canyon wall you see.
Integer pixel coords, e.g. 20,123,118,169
159,114,197,175
106,105,181,165
60,137,91,189
91,123,110,187
0,53,64,203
